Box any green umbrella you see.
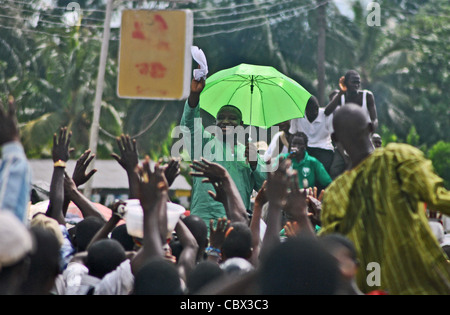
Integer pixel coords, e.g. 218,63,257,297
199,63,311,137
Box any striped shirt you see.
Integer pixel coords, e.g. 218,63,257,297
320,143,450,295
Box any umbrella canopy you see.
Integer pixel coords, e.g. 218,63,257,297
199,63,311,129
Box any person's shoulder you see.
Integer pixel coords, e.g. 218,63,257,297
382,143,425,160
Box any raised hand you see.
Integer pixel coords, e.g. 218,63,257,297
209,217,230,252
244,142,258,170
0,96,19,145
136,156,169,211
188,77,206,108
111,134,139,173
52,127,72,162
339,76,347,92
265,158,292,208
190,158,228,183
72,150,97,187
254,180,267,208
163,157,181,187
110,199,127,219
284,170,308,222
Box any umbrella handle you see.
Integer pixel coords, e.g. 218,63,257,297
249,75,254,142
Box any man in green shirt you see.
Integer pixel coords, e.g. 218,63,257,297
180,78,266,228
320,103,450,295
278,132,332,192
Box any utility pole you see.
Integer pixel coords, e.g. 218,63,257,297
316,0,327,106
84,0,114,199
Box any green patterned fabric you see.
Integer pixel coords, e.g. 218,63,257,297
320,143,450,295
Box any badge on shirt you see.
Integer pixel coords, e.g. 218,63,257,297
302,167,311,177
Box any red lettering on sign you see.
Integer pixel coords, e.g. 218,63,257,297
135,62,167,79
154,14,168,31
135,63,150,75
132,22,146,40
149,62,167,78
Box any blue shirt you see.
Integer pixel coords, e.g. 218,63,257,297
0,141,32,223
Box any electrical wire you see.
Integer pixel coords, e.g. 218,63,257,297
194,2,323,27
194,1,328,38
194,0,297,20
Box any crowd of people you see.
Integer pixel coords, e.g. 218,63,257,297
0,68,449,296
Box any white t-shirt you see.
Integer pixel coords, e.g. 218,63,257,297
54,259,134,295
289,108,334,151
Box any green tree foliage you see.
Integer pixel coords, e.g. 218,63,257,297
0,0,448,165
428,141,450,189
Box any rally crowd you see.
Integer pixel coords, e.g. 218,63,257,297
0,69,449,296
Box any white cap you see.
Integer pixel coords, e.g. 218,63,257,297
0,211,33,270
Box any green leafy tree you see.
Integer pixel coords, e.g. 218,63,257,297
428,141,450,189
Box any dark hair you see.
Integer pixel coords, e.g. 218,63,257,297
74,217,105,252
186,261,224,294
182,215,208,250
86,239,126,279
290,132,309,148
20,227,61,295
111,224,135,251
133,259,183,295
221,222,252,260
258,236,340,295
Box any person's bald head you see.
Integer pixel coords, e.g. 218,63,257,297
332,104,374,151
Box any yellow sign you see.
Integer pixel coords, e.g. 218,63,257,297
117,10,193,100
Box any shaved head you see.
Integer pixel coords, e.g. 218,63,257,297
332,104,374,167
333,104,370,138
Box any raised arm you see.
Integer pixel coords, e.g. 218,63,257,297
249,181,267,266
111,135,139,199
46,127,72,225
188,78,205,108
63,150,97,216
63,173,106,222
174,219,199,283
283,171,315,237
324,77,345,116
130,158,168,275
86,200,127,250
259,158,291,260
190,158,248,224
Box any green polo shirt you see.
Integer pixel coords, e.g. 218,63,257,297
180,101,267,226
279,152,332,190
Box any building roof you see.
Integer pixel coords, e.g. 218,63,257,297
29,159,191,191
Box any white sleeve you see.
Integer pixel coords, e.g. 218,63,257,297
94,259,134,295
289,118,300,134
264,132,280,162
